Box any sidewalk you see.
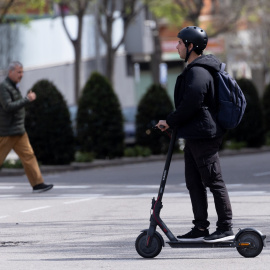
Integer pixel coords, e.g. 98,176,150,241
1,146,270,176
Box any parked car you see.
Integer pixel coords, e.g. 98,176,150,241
68,105,78,136
123,106,136,145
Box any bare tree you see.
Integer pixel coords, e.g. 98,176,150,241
96,0,144,85
0,0,15,24
0,0,46,69
0,0,48,24
0,1,15,68
162,0,244,37
235,0,270,91
204,0,245,37
146,0,246,84
57,0,93,103
149,16,162,84
175,0,203,25
144,0,203,84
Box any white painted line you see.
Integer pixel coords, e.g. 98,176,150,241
0,186,14,189
254,171,270,177
0,215,9,219
229,191,267,196
44,174,60,178
59,193,103,198
106,193,188,199
54,185,91,189
226,184,243,187
126,185,160,189
21,206,51,213
0,195,20,198
63,197,98,204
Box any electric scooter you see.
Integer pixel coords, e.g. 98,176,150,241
135,127,266,258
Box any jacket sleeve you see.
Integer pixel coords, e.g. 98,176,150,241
0,84,29,112
166,67,208,128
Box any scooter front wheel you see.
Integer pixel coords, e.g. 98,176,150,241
236,231,263,258
135,231,162,258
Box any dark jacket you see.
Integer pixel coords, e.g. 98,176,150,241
166,54,225,139
0,77,30,136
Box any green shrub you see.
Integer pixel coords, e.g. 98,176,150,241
124,148,134,157
136,84,174,154
1,159,23,168
226,78,264,147
77,72,124,159
265,132,270,146
124,146,151,157
75,152,95,162
25,80,75,165
224,140,247,150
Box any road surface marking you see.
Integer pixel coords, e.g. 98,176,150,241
21,206,51,213
254,171,270,177
54,185,92,189
226,184,243,187
229,191,267,196
126,185,160,189
0,186,14,189
0,195,20,198
63,197,99,204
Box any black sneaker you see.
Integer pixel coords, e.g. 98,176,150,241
177,227,209,242
203,229,234,243
33,183,53,193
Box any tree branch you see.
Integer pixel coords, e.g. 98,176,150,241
114,0,145,52
59,3,76,45
0,0,16,23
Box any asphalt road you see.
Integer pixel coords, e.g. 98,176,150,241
0,152,269,269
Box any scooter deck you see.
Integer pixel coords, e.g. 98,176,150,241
167,240,236,248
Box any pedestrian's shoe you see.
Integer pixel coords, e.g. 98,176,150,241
33,183,53,193
177,227,209,242
203,229,234,243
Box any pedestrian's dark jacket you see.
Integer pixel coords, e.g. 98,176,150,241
166,54,225,139
0,77,30,136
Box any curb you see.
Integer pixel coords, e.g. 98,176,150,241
1,146,270,177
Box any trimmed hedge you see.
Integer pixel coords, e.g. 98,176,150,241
76,72,124,159
136,84,174,154
25,80,75,165
262,83,270,134
226,78,264,147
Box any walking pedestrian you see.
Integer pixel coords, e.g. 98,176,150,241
0,61,53,193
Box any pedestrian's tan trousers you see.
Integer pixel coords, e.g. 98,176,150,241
0,133,44,187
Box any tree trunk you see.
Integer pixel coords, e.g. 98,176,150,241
151,27,162,85
105,13,114,85
74,40,81,103
59,1,86,104
106,47,115,85
74,7,83,103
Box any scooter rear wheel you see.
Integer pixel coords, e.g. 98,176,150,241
236,231,263,258
135,231,162,258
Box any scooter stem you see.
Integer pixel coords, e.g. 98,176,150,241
146,128,178,245
157,128,177,201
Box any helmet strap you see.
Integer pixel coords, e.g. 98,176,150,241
185,45,194,63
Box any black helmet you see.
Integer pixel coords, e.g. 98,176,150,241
177,26,208,62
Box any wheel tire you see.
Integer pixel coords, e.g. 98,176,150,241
135,231,162,258
236,231,263,258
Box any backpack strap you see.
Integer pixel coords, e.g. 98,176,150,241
220,63,226,73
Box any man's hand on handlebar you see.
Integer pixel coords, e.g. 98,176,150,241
156,120,170,132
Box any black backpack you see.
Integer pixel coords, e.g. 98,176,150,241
212,63,247,130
